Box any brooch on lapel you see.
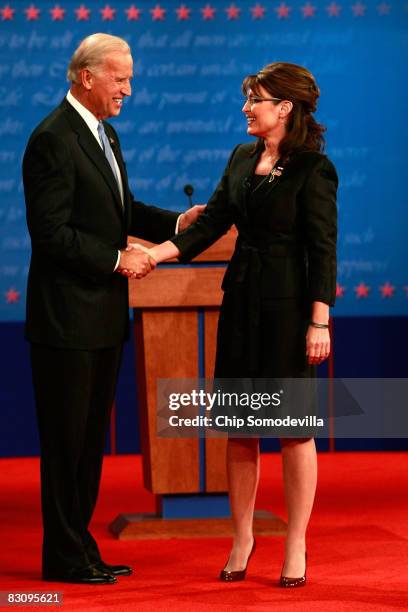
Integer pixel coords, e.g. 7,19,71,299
252,162,285,194
269,166,284,183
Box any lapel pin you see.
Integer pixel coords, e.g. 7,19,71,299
269,166,284,183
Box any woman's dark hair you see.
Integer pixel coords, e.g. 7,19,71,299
242,62,326,159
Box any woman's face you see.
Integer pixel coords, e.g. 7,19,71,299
242,85,284,139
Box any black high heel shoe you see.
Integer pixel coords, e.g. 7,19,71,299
279,552,307,588
219,539,256,582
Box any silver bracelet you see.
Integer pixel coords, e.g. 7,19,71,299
309,321,329,329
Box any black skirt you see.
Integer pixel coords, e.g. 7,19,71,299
211,293,319,438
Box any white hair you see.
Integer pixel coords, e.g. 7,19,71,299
67,33,131,83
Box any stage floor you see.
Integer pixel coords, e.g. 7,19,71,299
1,452,407,611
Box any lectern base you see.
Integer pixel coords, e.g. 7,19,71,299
109,510,286,540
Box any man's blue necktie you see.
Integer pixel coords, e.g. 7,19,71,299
97,121,121,191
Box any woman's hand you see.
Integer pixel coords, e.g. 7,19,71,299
306,325,330,365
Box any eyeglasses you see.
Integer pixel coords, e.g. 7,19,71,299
244,96,282,106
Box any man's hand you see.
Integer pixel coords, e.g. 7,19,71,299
118,243,156,279
178,204,206,232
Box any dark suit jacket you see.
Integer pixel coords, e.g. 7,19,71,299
171,143,338,307
23,98,178,349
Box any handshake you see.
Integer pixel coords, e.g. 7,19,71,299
117,242,156,280
116,204,206,280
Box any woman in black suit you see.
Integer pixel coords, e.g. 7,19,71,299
127,62,337,587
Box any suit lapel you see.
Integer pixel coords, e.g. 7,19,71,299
61,100,124,214
233,144,291,222
232,146,262,217
249,156,290,220
106,127,130,210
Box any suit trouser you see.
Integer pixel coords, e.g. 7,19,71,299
30,343,123,575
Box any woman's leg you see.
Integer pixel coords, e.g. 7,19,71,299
280,437,317,577
223,437,259,571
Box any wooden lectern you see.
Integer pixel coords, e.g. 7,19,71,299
110,227,286,539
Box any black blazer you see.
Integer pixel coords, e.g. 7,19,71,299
23,99,178,349
172,143,338,307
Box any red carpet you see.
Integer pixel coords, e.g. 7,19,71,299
1,452,408,611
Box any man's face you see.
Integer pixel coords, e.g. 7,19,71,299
86,52,133,120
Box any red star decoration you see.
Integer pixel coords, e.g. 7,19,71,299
126,5,141,20
100,4,115,20
326,2,341,16
50,5,65,20
352,2,366,16
354,282,370,299
336,283,346,298
25,4,40,20
176,4,191,20
151,4,166,20
75,4,90,20
251,3,266,18
379,282,395,298
201,4,215,19
5,288,20,304
225,4,241,19
1,4,15,20
276,2,291,19
377,3,390,15
301,2,316,17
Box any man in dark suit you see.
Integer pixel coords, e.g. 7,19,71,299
22,33,203,585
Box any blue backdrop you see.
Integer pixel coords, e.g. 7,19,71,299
0,0,407,320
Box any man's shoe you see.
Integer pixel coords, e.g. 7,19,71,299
43,565,117,584
95,561,133,576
